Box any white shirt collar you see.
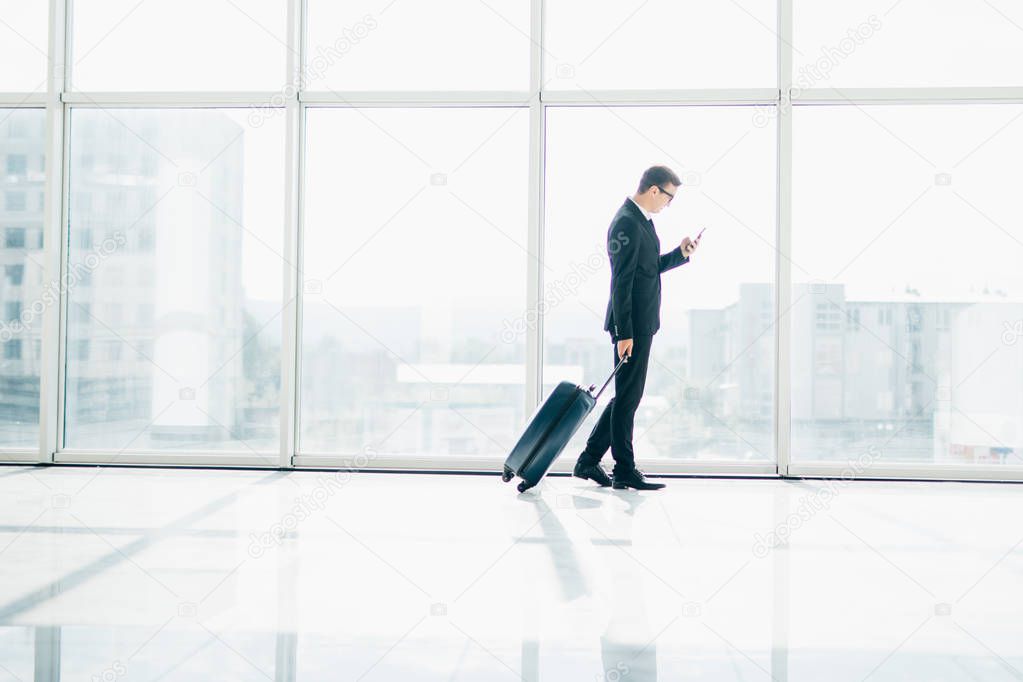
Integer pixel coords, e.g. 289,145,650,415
627,195,651,221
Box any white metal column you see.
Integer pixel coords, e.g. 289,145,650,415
38,0,70,464
279,0,305,469
524,0,545,419
775,0,793,477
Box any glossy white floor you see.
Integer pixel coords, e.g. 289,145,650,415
0,465,1020,681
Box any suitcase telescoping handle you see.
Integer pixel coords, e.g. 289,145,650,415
588,354,629,400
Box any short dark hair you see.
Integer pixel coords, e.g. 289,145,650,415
637,165,682,194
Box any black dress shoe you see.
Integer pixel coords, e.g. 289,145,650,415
573,461,612,487
612,469,666,490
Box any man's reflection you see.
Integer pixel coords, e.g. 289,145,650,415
518,487,658,681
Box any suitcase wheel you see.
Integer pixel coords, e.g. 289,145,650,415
516,481,532,493
501,466,514,483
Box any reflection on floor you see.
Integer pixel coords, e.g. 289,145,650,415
0,464,1021,680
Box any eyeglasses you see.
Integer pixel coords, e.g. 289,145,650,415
657,185,675,204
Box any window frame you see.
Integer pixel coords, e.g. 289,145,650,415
1,0,1020,482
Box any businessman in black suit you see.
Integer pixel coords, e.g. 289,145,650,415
574,166,701,491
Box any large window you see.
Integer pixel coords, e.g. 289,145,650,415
0,2,48,92
64,109,285,454
544,106,777,463
299,107,529,458
793,0,1023,88
305,1,531,91
791,104,1023,466
0,109,45,448
3,0,1021,479
545,0,776,90
71,0,288,91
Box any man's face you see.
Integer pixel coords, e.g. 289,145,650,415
650,183,678,213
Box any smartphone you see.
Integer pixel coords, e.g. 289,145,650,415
696,227,706,240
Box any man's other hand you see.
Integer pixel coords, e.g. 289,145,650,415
681,234,701,257
617,338,634,360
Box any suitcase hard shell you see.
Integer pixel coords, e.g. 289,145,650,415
502,355,628,492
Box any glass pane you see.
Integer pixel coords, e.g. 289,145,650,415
791,104,1023,465
0,1,48,92
0,108,45,448
545,0,776,90
544,106,777,462
793,0,1023,88
71,0,287,91
0,626,33,679
60,625,278,680
300,107,529,457
65,108,285,453
305,1,530,91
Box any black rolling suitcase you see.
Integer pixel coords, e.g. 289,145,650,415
502,355,628,493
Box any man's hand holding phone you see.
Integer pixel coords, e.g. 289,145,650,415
681,227,705,258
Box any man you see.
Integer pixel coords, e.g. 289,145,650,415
574,165,701,491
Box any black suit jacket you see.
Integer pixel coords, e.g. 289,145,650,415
603,198,689,340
